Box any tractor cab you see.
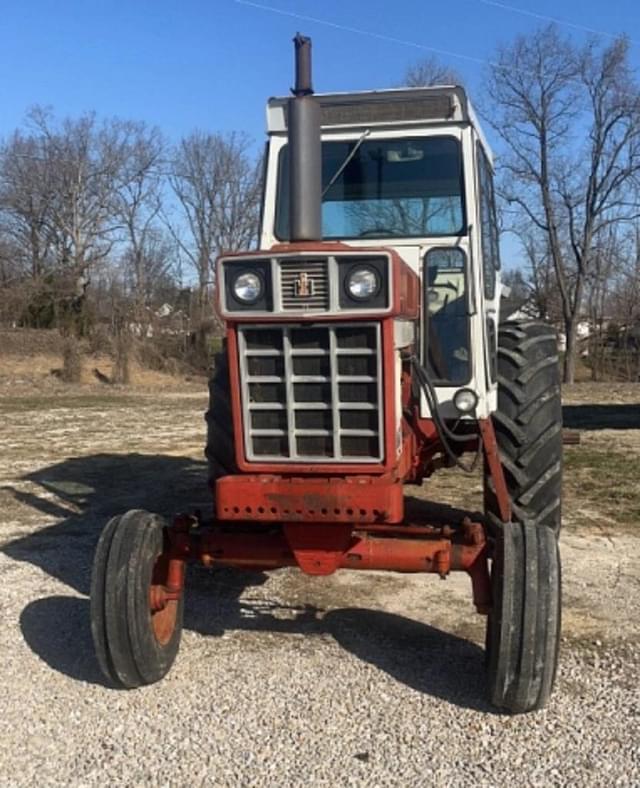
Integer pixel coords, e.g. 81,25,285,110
223,81,502,423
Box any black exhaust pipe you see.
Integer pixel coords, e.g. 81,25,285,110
288,34,322,242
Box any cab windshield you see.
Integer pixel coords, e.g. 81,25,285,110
275,136,465,240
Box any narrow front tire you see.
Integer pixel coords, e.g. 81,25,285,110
90,509,184,688
486,521,561,712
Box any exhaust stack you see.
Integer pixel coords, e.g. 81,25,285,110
288,34,322,242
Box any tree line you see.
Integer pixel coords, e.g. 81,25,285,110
1,24,639,384
0,109,262,378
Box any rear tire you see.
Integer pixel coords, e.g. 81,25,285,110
484,320,562,713
204,351,237,491
90,509,183,688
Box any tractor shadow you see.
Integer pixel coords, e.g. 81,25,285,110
563,403,640,430
4,453,489,709
2,452,211,597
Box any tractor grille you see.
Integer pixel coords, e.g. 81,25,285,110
279,259,329,311
238,323,383,462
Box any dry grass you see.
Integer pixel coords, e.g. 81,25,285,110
563,381,640,406
0,351,205,394
559,382,640,534
564,447,640,533
0,393,144,413
0,326,209,394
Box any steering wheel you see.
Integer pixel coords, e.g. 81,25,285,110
427,282,460,312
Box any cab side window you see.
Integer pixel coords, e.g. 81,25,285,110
424,248,471,385
477,145,500,299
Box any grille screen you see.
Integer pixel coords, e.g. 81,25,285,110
320,96,454,126
280,259,329,311
238,323,383,462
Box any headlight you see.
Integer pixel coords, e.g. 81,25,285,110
453,388,478,414
346,266,380,301
233,271,263,304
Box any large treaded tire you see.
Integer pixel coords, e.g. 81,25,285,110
204,351,237,490
485,320,563,713
90,509,183,689
486,320,563,533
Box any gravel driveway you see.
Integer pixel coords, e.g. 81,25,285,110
0,386,638,786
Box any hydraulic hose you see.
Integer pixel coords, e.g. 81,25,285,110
409,355,482,474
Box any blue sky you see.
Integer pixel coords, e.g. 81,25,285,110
1,0,638,142
1,1,639,267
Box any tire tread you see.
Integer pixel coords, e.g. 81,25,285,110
204,351,237,488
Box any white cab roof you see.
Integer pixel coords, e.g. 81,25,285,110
266,85,492,162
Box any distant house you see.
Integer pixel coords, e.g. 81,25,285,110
500,291,592,354
128,304,188,337
556,321,591,353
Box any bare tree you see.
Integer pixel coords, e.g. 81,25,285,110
613,226,640,327
606,224,640,379
403,56,462,87
167,131,262,323
0,129,56,281
120,230,176,305
509,225,564,322
0,108,122,343
485,27,640,382
30,108,131,278
582,225,620,378
114,122,166,312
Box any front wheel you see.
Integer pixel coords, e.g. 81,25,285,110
90,509,184,688
486,522,561,712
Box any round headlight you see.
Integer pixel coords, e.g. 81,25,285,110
346,266,379,301
453,388,478,414
233,271,263,304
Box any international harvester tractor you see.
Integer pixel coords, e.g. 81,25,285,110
90,36,563,713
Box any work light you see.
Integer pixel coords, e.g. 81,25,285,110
453,388,478,414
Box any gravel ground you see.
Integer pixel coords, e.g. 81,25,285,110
0,385,639,787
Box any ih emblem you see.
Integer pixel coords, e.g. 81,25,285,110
294,271,315,297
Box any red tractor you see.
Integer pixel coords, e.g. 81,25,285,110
90,36,562,713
